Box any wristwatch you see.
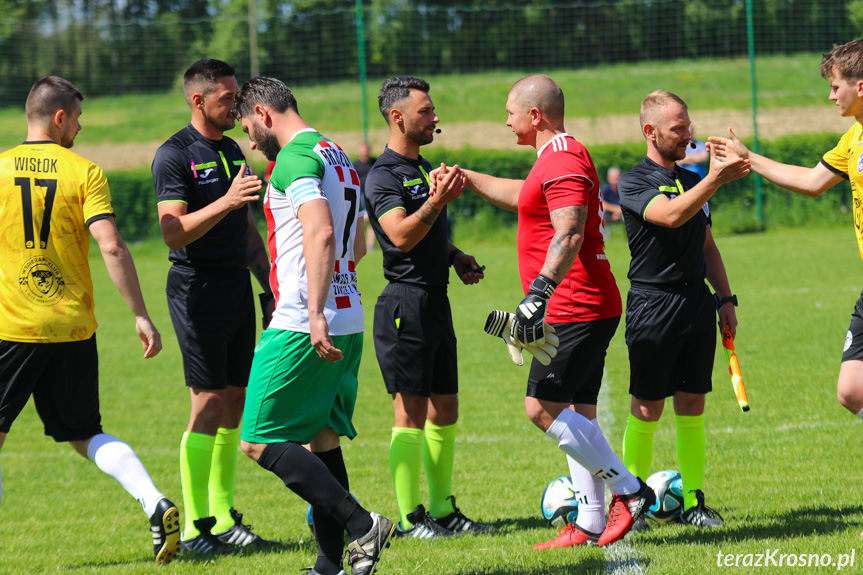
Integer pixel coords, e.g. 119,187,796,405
714,293,738,310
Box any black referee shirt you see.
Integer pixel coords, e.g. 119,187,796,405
152,124,250,270
618,157,710,285
363,146,450,287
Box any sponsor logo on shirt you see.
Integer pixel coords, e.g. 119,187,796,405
332,270,359,295
403,177,423,196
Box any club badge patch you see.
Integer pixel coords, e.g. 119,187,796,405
845,330,853,352
19,256,64,306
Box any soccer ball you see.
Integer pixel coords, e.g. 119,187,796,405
541,476,580,527
306,503,315,535
645,469,684,524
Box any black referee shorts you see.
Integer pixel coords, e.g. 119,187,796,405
527,316,620,405
625,282,716,401
372,282,458,397
166,265,256,390
0,336,102,442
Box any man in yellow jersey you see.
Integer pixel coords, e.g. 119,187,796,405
715,38,863,418
0,76,180,564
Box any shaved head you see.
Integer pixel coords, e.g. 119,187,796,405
640,90,688,131
508,74,565,120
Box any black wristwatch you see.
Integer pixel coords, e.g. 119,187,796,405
714,293,738,310
448,248,463,266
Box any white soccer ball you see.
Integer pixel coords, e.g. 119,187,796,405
541,476,580,528
645,469,684,524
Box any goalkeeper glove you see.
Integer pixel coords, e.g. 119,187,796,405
522,327,559,366
514,274,557,344
484,310,560,366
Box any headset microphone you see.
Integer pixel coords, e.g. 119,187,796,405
435,129,442,134
689,141,696,149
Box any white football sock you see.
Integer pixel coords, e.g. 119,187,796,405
546,409,640,495
567,453,605,534
87,434,163,517
856,408,863,421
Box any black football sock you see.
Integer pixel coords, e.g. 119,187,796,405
313,447,350,574
257,442,372,539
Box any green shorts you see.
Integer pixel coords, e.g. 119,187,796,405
241,329,363,444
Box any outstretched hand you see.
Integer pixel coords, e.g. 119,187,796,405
704,129,750,185
709,127,749,159
429,163,465,206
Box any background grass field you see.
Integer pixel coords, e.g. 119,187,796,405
0,53,831,150
1,222,862,574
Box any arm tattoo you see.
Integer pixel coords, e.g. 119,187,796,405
414,200,441,226
544,205,587,280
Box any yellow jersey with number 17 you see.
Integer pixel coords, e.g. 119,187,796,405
822,122,863,261
0,141,114,342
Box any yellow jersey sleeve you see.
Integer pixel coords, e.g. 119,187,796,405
0,143,112,342
83,162,113,225
822,123,863,261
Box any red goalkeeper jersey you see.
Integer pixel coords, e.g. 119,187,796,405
516,133,621,322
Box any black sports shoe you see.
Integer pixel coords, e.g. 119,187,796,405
394,504,454,539
430,495,496,534
679,490,724,528
181,516,238,556
347,512,395,575
630,515,651,533
215,508,278,549
149,498,180,565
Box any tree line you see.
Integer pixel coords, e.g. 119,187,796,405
1,0,861,106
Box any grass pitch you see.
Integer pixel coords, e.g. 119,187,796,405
1,224,862,574
0,53,830,149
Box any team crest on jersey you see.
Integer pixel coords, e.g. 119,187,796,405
19,256,64,306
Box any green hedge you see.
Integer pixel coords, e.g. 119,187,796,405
107,133,849,241
434,132,849,236
107,168,161,241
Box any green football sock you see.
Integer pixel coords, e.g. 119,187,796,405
622,414,658,480
390,427,423,528
179,431,215,538
675,413,706,511
209,427,240,534
423,422,457,518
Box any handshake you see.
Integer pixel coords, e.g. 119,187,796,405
483,310,559,366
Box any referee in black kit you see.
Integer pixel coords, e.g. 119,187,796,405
363,75,493,539
617,90,749,529
151,58,275,554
